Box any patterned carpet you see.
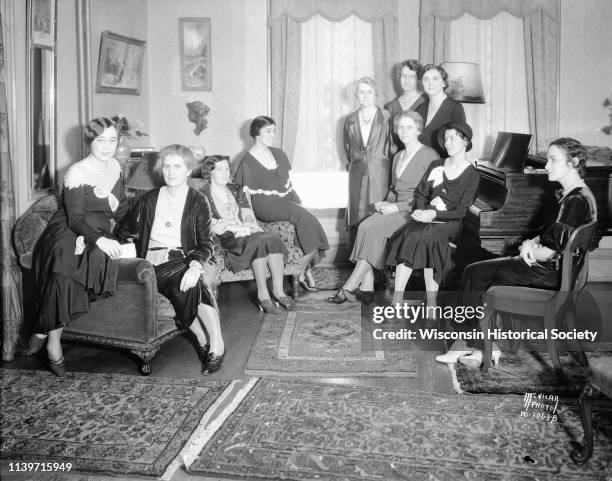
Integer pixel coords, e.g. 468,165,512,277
454,350,611,395
0,369,232,477
244,300,417,377
311,265,353,290
190,378,612,480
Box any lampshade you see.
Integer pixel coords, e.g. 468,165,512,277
440,62,485,104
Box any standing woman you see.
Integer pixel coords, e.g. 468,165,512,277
384,59,425,152
29,117,129,376
235,116,329,291
386,122,479,305
343,77,393,251
328,111,438,304
116,144,224,375
416,64,466,157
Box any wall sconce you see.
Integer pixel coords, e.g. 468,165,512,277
441,62,485,104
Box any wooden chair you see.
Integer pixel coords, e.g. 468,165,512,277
570,355,612,463
479,220,597,373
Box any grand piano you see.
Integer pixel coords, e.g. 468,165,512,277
463,133,612,261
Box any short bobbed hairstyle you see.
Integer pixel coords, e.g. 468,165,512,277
421,64,449,90
355,76,377,94
393,110,424,134
250,115,276,139
202,155,231,181
156,144,197,173
83,117,116,147
397,59,423,80
549,137,588,179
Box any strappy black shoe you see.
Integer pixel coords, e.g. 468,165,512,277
298,269,318,291
258,299,283,314
48,357,66,377
202,351,225,375
326,288,357,304
273,295,297,311
197,343,210,366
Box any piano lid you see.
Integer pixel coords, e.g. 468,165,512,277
488,132,532,172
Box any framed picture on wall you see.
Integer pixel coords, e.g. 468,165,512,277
30,0,56,48
96,31,146,95
179,18,211,91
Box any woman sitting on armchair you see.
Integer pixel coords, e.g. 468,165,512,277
202,155,294,313
116,144,224,375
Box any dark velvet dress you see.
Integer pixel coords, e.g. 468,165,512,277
415,97,466,157
202,183,286,273
234,148,329,255
461,185,597,309
386,159,480,284
33,164,128,333
115,188,216,330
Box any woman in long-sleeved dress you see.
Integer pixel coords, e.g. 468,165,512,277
343,76,393,251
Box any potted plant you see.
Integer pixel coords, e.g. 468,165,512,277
111,114,148,164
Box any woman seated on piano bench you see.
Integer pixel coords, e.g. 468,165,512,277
436,137,597,368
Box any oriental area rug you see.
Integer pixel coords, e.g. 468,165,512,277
190,378,612,481
0,369,244,478
244,301,417,377
452,350,611,395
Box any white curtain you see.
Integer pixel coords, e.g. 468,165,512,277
291,15,373,208
447,12,529,159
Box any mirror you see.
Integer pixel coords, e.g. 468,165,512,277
28,0,57,199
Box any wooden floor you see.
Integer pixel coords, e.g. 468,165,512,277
2,279,611,480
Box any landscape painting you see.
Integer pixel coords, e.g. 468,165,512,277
179,18,211,91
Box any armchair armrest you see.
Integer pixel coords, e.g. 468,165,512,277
116,258,156,284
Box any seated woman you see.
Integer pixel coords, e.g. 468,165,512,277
234,115,329,291
116,144,224,375
29,117,129,376
202,155,294,313
437,137,597,367
327,111,438,304
386,121,480,306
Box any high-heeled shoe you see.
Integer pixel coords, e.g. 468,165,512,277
273,295,297,311
258,299,283,314
434,340,472,364
459,344,502,368
48,357,66,377
326,288,357,304
298,270,318,291
202,351,224,375
26,334,47,355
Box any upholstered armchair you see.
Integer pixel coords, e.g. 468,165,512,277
13,194,181,375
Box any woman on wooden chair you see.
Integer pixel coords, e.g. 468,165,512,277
437,137,597,367
116,144,225,375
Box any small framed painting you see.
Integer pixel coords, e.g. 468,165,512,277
179,18,211,91
30,0,56,48
96,31,146,95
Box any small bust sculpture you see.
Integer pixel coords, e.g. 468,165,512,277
186,101,210,135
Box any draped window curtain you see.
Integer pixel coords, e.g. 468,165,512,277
269,0,398,165
447,13,529,159
419,0,559,152
0,11,25,361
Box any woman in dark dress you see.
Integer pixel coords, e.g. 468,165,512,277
116,144,224,375
384,59,426,153
234,116,329,291
386,121,479,306
344,77,393,251
29,118,129,376
416,64,466,157
202,155,294,313
436,138,597,367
